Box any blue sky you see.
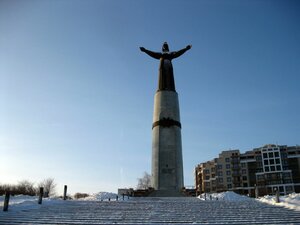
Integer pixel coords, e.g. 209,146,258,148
0,0,299,194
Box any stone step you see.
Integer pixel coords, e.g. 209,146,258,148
0,197,300,224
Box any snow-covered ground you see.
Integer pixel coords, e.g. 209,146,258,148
198,191,254,202
198,191,300,211
79,192,118,201
1,191,300,211
1,192,300,224
257,192,300,211
0,192,120,211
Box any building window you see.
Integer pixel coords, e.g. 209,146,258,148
225,158,230,162
243,183,248,187
227,177,231,182
275,158,280,164
226,164,230,169
217,172,223,176
286,186,293,192
256,168,263,173
270,159,275,165
226,171,231,175
276,165,281,171
264,160,269,165
268,152,274,158
204,169,210,174
241,163,246,168
227,184,232,189
242,169,247,174
242,176,247,181
265,167,270,172
217,165,222,169
274,152,279,157
205,182,210,187
270,166,275,171
233,171,239,176
283,173,291,178
263,153,268,158
218,178,223,183
212,174,215,178
211,167,215,172
205,176,210,180
257,175,264,180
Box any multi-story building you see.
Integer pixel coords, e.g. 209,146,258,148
195,144,300,196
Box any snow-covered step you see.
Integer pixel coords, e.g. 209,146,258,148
1,197,300,224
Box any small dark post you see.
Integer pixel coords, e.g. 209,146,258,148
63,185,67,200
275,188,280,203
122,193,125,201
38,187,44,204
3,191,10,212
116,195,118,201
255,184,259,198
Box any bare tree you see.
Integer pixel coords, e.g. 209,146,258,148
38,178,56,197
136,172,151,189
17,180,36,196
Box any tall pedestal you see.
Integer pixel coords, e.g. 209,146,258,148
151,91,184,196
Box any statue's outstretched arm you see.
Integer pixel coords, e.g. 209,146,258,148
140,47,161,59
171,45,192,59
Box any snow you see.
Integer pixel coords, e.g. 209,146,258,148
2,192,300,211
257,192,300,211
197,191,300,211
0,195,63,212
198,191,254,202
79,192,118,201
0,195,38,206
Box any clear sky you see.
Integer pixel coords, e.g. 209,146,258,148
1,0,299,194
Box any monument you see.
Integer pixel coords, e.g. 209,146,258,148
140,42,191,196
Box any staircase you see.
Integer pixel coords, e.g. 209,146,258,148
1,197,300,224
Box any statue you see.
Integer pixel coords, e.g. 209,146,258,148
140,42,192,91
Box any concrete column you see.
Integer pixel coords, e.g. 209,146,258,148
151,91,184,195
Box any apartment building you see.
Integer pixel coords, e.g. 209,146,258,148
195,144,300,196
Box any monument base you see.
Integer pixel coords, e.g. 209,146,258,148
148,190,186,197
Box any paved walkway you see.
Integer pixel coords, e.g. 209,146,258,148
1,197,300,224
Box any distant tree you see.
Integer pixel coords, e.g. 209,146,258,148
0,184,12,195
136,172,151,189
74,193,89,199
17,180,36,196
38,178,56,197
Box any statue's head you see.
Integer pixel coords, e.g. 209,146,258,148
162,42,169,52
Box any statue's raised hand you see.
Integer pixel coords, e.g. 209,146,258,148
140,47,146,52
